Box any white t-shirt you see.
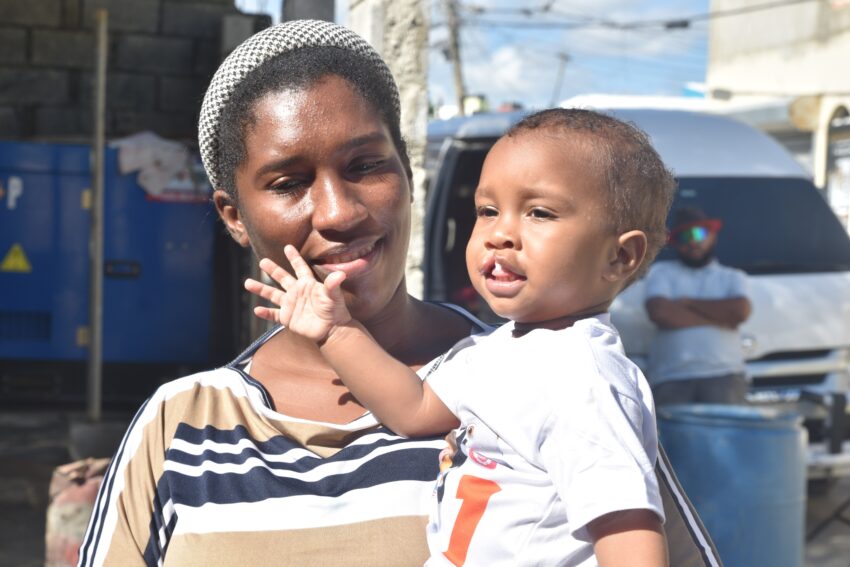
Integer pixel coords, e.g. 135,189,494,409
644,259,750,384
425,314,663,566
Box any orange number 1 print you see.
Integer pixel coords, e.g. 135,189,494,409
443,475,501,566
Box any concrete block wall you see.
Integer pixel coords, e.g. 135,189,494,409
0,0,270,142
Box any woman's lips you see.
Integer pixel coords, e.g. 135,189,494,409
312,240,380,279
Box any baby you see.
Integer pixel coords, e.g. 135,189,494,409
247,108,676,566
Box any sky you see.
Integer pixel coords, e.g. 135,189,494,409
234,0,711,112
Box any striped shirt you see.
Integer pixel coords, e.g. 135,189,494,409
78,305,722,567
78,306,488,567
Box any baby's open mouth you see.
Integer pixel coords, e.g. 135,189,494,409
488,261,526,282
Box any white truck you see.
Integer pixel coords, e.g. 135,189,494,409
423,105,850,404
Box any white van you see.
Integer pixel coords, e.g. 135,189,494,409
423,106,850,401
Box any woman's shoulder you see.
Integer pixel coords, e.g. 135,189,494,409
407,301,492,356
428,302,491,332
148,366,252,401
139,366,267,430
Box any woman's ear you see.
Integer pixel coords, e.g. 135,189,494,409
604,230,647,282
213,189,250,248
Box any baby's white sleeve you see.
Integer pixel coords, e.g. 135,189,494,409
539,374,664,542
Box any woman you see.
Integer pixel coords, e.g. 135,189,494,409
78,20,719,567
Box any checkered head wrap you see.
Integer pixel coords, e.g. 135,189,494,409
198,19,399,189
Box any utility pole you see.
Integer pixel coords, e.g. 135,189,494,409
444,0,466,116
549,52,570,107
87,9,108,424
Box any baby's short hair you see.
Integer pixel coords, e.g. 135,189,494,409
506,108,676,278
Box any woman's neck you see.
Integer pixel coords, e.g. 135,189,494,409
249,289,472,422
359,291,422,361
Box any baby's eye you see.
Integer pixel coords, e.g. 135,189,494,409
476,205,498,218
530,208,555,219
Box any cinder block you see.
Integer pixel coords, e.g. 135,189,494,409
77,72,156,110
0,106,20,138
168,0,233,4
163,2,236,39
220,13,271,57
110,74,157,110
193,39,220,76
114,110,195,139
284,0,334,22
158,75,206,112
34,106,94,138
32,30,96,69
0,0,62,27
0,28,26,65
63,0,82,26
82,0,159,33
0,68,69,105
115,35,193,74
76,73,156,110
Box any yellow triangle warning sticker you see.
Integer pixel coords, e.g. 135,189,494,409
1,243,32,273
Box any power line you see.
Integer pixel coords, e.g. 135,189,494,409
638,0,822,29
455,0,823,31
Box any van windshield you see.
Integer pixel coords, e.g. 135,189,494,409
660,177,850,274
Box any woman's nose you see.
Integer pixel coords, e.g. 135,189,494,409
311,172,369,232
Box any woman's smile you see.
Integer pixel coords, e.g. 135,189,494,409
311,238,382,280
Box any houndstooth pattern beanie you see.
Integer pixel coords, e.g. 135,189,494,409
198,19,399,189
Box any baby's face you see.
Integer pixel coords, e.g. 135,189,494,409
465,131,621,325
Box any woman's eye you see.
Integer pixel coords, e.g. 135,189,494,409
269,178,307,194
351,159,385,175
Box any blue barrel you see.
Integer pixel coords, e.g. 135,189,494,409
658,404,807,567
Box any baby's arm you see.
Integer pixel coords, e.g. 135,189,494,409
588,509,668,567
245,245,458,437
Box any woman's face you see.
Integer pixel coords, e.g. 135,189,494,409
214,75,412,322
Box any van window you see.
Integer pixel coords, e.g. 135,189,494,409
425,146,495,319
666,177,850,274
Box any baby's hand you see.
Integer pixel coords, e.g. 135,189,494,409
244,245,351,343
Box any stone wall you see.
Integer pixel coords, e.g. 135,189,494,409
0,0,270,142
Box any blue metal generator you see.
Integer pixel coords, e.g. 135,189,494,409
0,140,224,403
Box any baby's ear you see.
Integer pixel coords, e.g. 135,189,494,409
604,230,647,282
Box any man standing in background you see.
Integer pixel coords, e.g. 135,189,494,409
645,206,752,406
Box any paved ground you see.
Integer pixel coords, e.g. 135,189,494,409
805,475,850,567
0,411,74,567
1,409,849,567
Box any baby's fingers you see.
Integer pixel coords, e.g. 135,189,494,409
252,305,280,323
244,278,284,306
324,271,347,296
284,245,315,281
258,258,296,291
